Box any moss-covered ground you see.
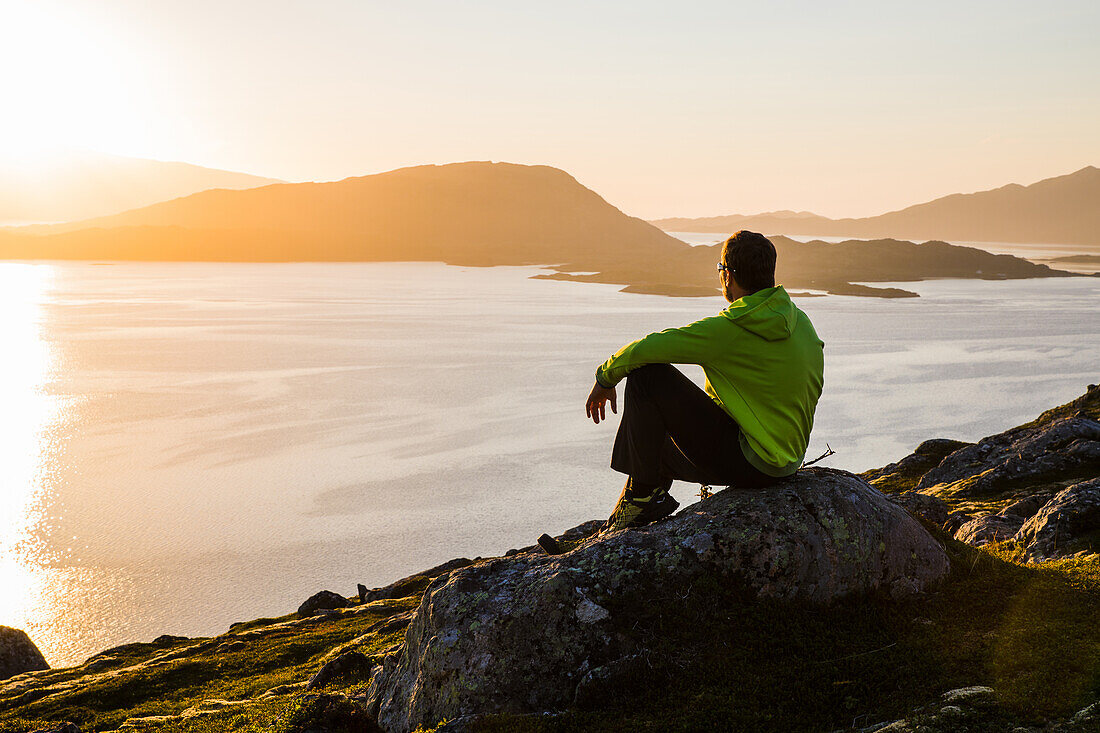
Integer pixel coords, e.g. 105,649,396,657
0,598,417,733
3,532,1098,733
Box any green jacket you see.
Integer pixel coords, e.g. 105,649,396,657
595,286,824,477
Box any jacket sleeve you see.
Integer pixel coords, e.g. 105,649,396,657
595,316,724,388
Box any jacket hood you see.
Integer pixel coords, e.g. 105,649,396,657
721,286,797,341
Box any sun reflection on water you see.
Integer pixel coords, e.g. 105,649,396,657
0,263,62,650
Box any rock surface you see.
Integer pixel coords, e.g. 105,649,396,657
864,438,972,493
919,417,1100,498
889,491,950,527
297,590,351,616
0,626,49,681
954,514,1025,546
359,558,476,604
864,386,1100,560
365,468,949,732
863,685,1100,732
1014,478,1100,561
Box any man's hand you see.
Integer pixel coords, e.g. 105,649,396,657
585,381,617,424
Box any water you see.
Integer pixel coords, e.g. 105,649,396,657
0,260,1096,666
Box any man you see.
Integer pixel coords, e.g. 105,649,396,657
585,230,824,531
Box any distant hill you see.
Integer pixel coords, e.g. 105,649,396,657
0,150,280,224
651,166,1100,247
0,161,1076,298
4,162,688,266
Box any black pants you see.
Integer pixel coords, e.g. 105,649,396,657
610,364,780,489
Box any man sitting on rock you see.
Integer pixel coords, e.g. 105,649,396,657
585,230,825,531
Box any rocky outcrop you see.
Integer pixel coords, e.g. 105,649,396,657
864,386,1100,560
365,468,949,732
864,439,972,493
866,386,1099,504
0,626,48,681
920,417,1100,498
1014,478,1100,561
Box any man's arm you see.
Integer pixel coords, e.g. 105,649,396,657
595,315,724,389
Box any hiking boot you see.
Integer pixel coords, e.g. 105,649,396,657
603,482,679,532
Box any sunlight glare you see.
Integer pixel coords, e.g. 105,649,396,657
0,263,60,629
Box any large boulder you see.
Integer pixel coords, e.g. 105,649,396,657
365,468,949,732
0,626,49,681
1014,478,1100,561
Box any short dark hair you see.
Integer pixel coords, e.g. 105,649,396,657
721,230,776,293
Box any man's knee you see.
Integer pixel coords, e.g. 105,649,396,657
625,363,677,393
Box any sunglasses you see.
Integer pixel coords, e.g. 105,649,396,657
716,263,735,273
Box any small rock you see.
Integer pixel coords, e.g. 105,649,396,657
574,654,647,710
358,583,368,603
282,692,382,733
939,704,963,715
941,685,994,703
120,716,181,728
298,590,351,616
0,626,49,681
955,515,1024,546
216,640,247,653
27,724,81,733
152,634,188,646
681,532,715,555
575,598,610,624
1073,700,1100,722
942,510,973,535
306,650,375,690
869,721,910,732
260,681,307,698
891,492,950,527
998,494,1053,520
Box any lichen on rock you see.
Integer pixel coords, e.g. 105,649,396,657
365,468,949,732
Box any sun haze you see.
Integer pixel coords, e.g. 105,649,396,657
2,0,1098,218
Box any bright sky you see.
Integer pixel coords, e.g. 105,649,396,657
1,0,1097,218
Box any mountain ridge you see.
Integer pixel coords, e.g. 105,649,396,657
651,166,1100,246
0,150,281,224
0,161,1080,298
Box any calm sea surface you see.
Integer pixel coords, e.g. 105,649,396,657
0,260,1097,666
